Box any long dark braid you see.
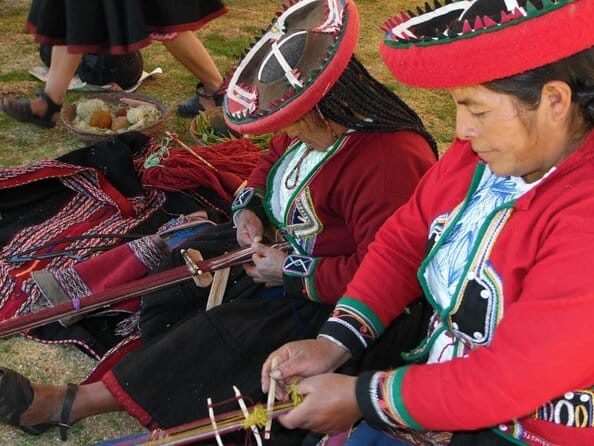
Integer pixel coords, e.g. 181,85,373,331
318,55,438,157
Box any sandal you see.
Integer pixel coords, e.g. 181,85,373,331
0,367,79,441
0,90,62,128
177,82,225,118
58,383,79,441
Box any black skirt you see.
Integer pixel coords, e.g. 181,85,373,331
26,0,227,54
107,295,332,444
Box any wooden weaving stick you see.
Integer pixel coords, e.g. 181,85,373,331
265,356,279,439
205,267,230,310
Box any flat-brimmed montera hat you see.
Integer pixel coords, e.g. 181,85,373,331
380,0,594,89
224,0,359,134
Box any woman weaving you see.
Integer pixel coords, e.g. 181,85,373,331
0,0,437,443
261,0,594,445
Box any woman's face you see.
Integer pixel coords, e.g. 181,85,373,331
451,85,570,183
283,111,338,151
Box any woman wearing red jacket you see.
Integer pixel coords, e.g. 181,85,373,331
0,1,437,444
262,1,594,445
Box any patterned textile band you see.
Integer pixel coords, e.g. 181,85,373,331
0,242,290,338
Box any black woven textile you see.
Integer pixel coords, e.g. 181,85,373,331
0,132,148,247
0,132,218,357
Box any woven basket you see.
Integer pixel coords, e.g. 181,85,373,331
189,107,273,151
61,92,167,144
189,106,237,146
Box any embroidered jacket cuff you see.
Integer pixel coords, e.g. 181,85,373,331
282,255,319,301
356,368,423,432
317,297,385,359
231,187,268,226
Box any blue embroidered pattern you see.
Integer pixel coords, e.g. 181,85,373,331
426,168,528,308
231,187,255,213
283,254,315,277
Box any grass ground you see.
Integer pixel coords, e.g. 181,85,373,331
0,0,456,444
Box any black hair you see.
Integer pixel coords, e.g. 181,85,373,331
318,56,438,157
485,46,594,130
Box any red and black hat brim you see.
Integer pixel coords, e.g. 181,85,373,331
380,0,594,89
224,0,359,134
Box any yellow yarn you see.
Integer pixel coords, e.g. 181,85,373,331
240,386,304,431
288,383,304,406
242,404,268,429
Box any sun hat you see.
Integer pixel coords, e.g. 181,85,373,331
380,0,594,89
224,0,359,134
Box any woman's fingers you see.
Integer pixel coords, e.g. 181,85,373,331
277,374,360,433
262,339,346,391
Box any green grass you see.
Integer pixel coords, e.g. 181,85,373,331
0,0,455,444
0,71,35,82
202,33,254,59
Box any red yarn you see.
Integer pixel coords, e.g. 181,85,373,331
141,138,262,202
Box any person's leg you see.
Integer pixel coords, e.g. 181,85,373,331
1,45,81,127
163,31,224,116
42,46,82,110
162,31,223,95
20,381,120,427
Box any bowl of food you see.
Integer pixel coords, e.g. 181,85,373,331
61,92,167,143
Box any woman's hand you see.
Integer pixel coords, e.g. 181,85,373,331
243,242,287,287
235,209,264,247
262,338,351,398
277,373,361,434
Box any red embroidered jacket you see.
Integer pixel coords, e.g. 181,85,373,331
321,131,594,445
238,131,436,304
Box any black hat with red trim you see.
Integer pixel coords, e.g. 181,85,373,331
224,0,359,134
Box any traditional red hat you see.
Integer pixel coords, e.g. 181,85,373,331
223,0,359,134
380,0,594,89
